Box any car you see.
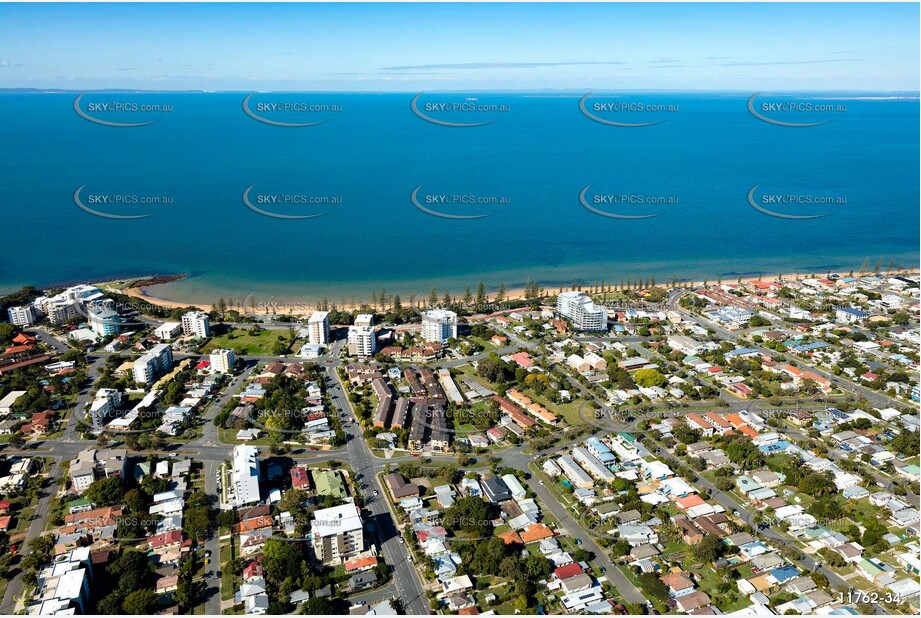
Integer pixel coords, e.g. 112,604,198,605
374,490,379,496
204,551,211,558
600,566,606,574
398,537,405,544
538,480,544,486
575,538,582,545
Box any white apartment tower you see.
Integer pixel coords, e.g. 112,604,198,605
88,301,121,337
556,291,608,332
181,310,211,338
310,502,364,565
308,311,331,345
421,309,458,343
230,445,261,507
348,314,377,357
133,343,174,384
7,305,36,327
210,348,236,373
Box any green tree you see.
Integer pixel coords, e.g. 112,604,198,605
184,505,214,542
86,476,126,506
301,597,334,614
122,589,157,614
692,534,724,563
633,368,667,388
638,572,669,601
443,496,495,539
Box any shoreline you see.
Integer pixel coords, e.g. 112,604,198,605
99,268,920,317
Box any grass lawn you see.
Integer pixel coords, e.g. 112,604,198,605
467,337,497,353
201,326,292,356
660,540,687,559
696,565,751,613
520,387,586,427
735,562,755,579
529,462,578,511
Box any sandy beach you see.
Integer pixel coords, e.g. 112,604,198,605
99,268,919,319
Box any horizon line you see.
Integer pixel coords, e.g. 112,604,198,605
2,87,920,95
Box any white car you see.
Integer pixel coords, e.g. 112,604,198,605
398,537,405,544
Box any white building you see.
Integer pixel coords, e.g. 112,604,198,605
89,388,123,430
582,351,607,371
154,322,182,340
69,447,128,494
311,502,364,565
87,301,121,337
557,455,594,489
26,547,93,615
133,343,174,384
556,291,607,332
7,305,36,327
181,310,211,337
297,343,323,359
668,335,705,356
0,390,27,415
307,311,331,345
348,314,377,357
572,447,616,482
35,285,106,325
835,306,868,324
421,309,458,343
230,445,261,507
210,348,236,373
45,299,78,325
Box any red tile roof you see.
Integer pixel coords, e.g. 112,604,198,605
148,530,184,550
290,466,311,488
345,556,379,572
554,563,585,580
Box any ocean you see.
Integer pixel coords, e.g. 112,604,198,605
0,91,918,306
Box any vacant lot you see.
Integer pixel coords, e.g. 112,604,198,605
201,326,291,356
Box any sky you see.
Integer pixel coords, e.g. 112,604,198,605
0,2,918,91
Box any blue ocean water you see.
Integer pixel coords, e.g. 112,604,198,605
0,92,917,305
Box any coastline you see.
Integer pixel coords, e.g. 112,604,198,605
100,268,920,318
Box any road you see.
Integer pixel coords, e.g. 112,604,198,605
10,298,914,614
323,341,430,616
642,434,889,612
202,459,222,614
519,469,647,604
664,290,908,410
0,457,64,615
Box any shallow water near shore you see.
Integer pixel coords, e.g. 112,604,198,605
1,92,917,305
